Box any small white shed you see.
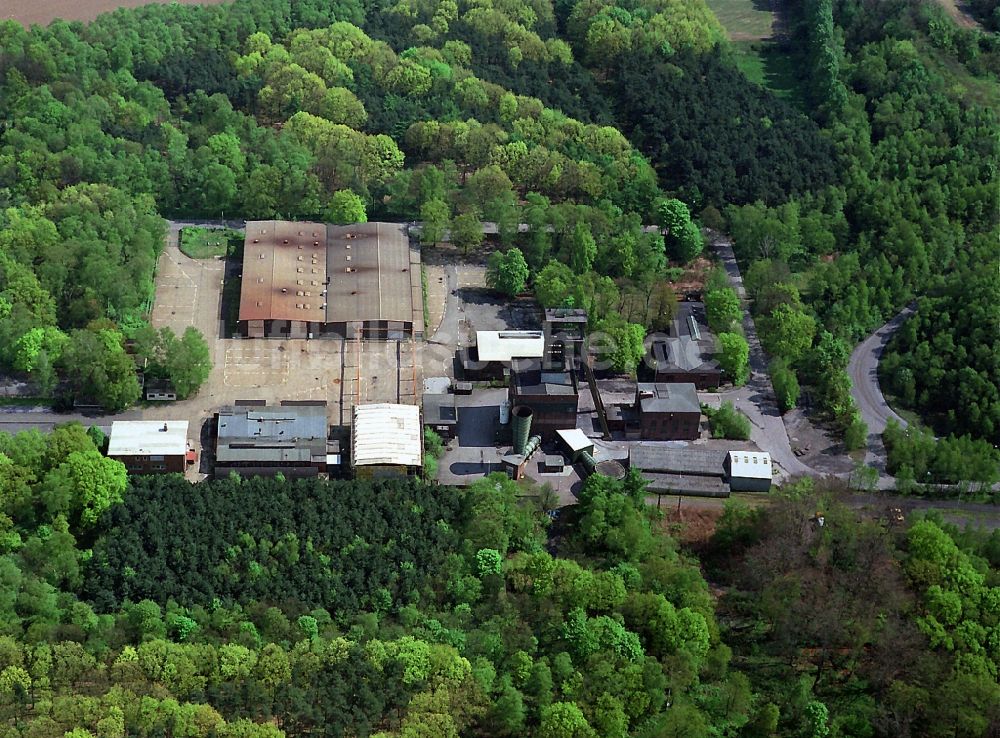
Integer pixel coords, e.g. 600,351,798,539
726,450,772,492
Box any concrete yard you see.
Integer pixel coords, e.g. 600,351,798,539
423,264,449,336
433,387,586,505
150,225,226,341
139,225,415,475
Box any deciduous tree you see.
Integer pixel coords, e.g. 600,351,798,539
759,304,816,363
450,212,483,255
420,199,451,246
486,249,529,297
717,333,749,385
704,288,741,333
328,190,367,224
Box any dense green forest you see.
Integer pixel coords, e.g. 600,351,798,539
1,0,995,428
881,273,1000,446
706,479,1000,737
1,424,998,736
0,0,998,729
720,0,999,451
84,474,462,612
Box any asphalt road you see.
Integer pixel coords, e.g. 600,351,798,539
848,304,914,436
410,222,661,238
847,303,916,475
0,407,141,433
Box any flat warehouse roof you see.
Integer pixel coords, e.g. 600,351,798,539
476,331,545,362
423,393,457,424
108,421,188,456
217,405,328,440
326,222,418,325
240,221,328,323
637,383,701,414
238,221,421,328
352,403,422,467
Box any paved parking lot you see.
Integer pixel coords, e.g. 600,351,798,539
150,228,225,341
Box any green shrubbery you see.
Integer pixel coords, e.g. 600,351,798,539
705,401,752,440
883,419,1000,490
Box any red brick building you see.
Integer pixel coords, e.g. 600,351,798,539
636,383,702,440
107,420,190,474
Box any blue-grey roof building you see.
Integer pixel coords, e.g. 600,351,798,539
214,401,337,478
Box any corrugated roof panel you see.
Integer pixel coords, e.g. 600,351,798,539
240,221,421,330
326,223,415,324
630,444,727,476
352,403,422,467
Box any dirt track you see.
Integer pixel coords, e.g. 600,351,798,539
934,0,981,28
5,0,225,27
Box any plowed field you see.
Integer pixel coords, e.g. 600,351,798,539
6,0,224,27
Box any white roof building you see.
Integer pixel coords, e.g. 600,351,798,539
352,403,422,467
727,450,771,479
107,421,189,457
556,428,594,454
476,330,545,362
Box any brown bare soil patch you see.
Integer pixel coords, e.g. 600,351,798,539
6,0,225,28
671,255,715,295
660,506,725,546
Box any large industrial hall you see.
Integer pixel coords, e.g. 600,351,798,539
238,220,424,340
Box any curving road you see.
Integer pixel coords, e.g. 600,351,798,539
848,304,914,435
711,238,914,490
847,303,915,474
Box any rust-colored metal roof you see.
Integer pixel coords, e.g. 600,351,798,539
239,221,328,323
326,222,415,324
239,221,421,328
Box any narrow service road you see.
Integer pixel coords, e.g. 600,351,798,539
711,237,815,480
847,303,915,473
848,304,914,435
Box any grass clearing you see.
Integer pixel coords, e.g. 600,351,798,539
0,397,51,407
179,227,242,259
706,0,775,40
421,265,431,331
706,0,806,106
731,40,806,105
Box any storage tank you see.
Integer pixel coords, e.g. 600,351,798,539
579,452,626,481
499,401,511,425
522,435,542,459
512,405,533,455
595,459,627,481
